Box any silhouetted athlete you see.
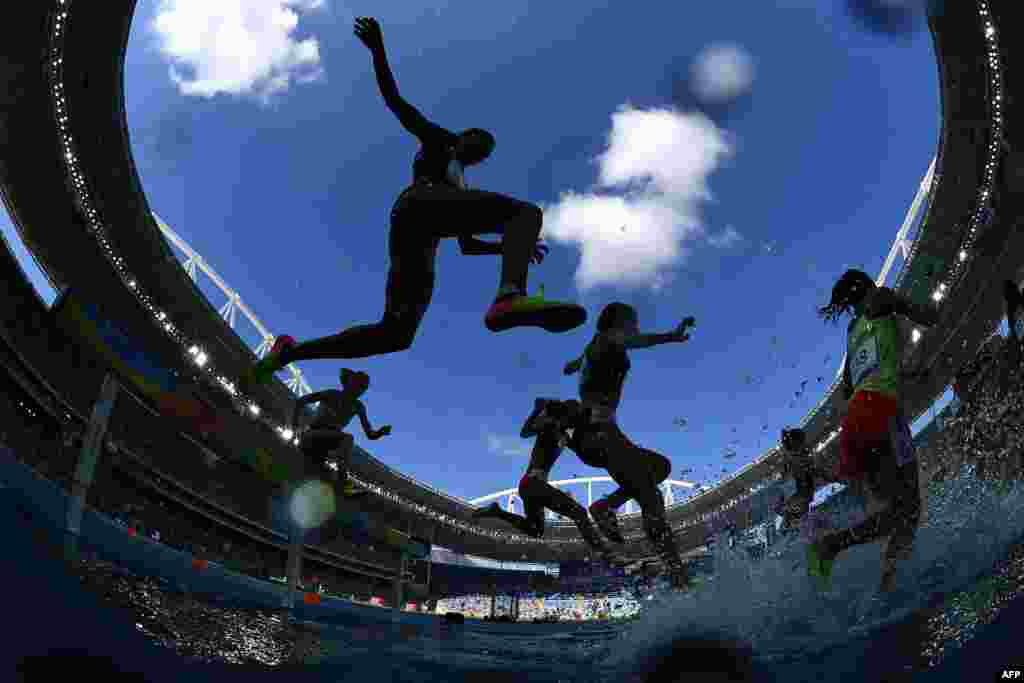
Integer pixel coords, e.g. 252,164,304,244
563,302,695,588
808,269,939,591
472,398,618,561
243,17,585,390
291,368,392,499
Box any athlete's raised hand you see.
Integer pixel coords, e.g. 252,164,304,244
670,316,695,342
532,241,549,264
354,17,385,54
371,424,392,440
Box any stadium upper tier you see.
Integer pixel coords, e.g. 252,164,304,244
0,1,1018,564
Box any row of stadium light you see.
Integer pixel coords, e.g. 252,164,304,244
45,0,1004,544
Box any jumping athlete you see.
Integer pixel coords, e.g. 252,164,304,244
808,269,939,592
472,398,618,561
291,368,392,499
563,302,695,588
243,17,585,390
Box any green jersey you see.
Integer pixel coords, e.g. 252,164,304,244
846,313,902,398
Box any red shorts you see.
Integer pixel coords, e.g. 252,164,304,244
837,390,904,481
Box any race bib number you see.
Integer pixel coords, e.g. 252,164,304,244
890,416,915,467
849,336,880,387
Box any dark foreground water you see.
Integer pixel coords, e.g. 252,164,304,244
3,448,1024,682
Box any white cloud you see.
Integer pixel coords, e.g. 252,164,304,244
691,43,755,104
708,225,743,248
485,432,530,458
151,0,325,101
543,105,736,291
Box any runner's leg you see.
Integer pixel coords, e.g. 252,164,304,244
602,447,671,510
283,239,436,362
603,429,685,577
401,186,542,296
533,478,607,552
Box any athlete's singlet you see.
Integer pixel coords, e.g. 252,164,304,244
412,134,464,188
847,313,902,398
309,392,363,431
578,339,631,412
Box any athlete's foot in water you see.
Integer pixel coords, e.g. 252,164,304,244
589,500,625,544
472,502,501,520
484,288,586,334
807,537,840,580
241,335,296,394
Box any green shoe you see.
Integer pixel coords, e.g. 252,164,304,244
485,290,587,333
806,541,836,586
241,335,295,394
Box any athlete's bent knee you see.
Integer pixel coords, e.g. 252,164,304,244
522,202,543,226
380,317,420,353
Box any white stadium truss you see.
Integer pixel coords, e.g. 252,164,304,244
153,213,312,397
469,476,697,519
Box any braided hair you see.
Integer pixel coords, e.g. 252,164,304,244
818,269,874,324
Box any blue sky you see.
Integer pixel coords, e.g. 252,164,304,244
1,1,945,503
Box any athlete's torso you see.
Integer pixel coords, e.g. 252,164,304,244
411,128,464,189
578,336,631,414
847,305,903,398
309,391,362,431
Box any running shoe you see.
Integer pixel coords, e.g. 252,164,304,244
240,335,296,394
485,290,586,333
589,500,625,544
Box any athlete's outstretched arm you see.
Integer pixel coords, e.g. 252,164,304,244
356,400,392,440
291,390,334,428
603,317,694,351
354,17,450,142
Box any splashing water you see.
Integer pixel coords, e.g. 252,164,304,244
592,470,1024,679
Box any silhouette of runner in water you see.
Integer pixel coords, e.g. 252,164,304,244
472,398,619,562
806,269,939,591
564,302,695,588
244,17,585,390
